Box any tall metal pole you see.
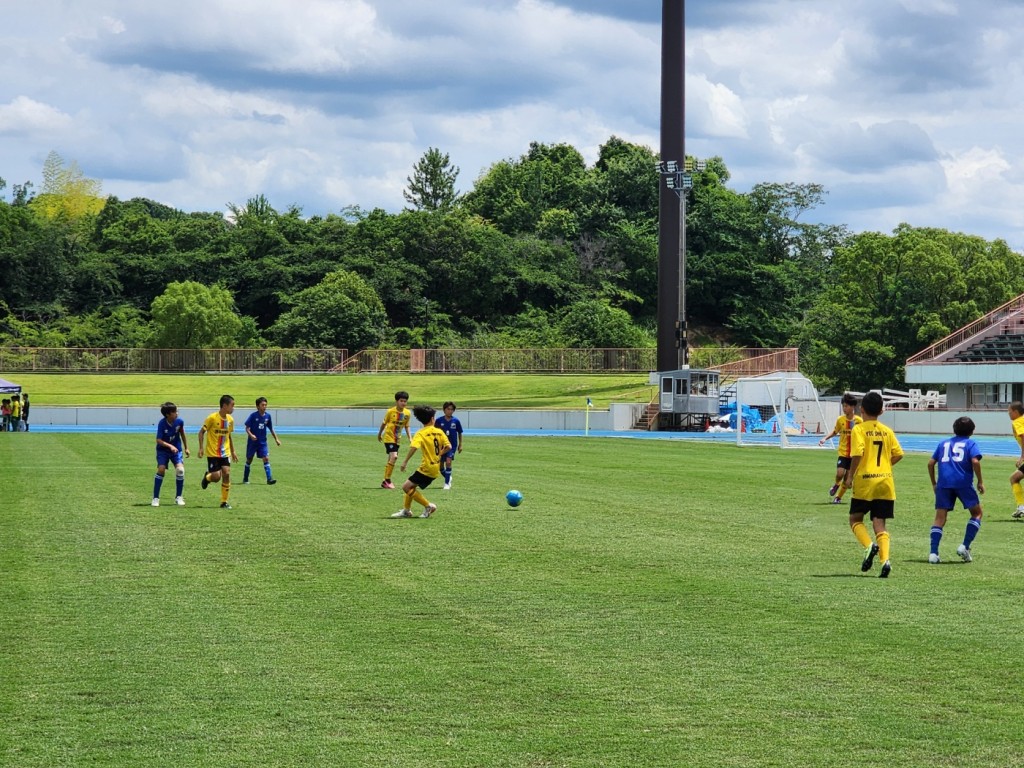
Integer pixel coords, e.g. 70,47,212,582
658,0,685,372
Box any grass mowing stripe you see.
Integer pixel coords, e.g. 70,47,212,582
3,434,1024,766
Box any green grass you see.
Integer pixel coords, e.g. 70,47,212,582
3,434,1024,767
6,373,652,408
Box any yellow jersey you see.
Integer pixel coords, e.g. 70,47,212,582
380,406,411,443
201,412,235,458
1012,415,1024,447
411,425,451,478
833,414,863,458
850,420,903,501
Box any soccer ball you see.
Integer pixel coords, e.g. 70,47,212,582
506,489,523,507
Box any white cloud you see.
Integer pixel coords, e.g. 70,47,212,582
1,0,1024,249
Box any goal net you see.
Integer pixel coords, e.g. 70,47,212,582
733,373,830,449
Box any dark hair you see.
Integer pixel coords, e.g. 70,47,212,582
220,394,234,408
412,404,436,425
953,416,975,437
395,391,409,401
442,401,456,410
1011,401,1024,417
861,391,883,417
841,393,858,407
255,397,268,407
161,401,178,417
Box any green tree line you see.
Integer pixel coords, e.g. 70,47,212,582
2,144,1023,391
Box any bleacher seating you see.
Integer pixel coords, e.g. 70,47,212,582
951,333,1024,362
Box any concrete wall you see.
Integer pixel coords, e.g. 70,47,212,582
28,405,642,432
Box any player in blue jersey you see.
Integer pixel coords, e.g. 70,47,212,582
927,416,984,564
434,401,464,490
243,397,281,485
153,402,189,507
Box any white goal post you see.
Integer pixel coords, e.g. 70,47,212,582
733,373,831,449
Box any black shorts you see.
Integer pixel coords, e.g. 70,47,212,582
384,442,400,455
850,498,894,520
206,456,231,472
836,456,852,470
408,471,435,489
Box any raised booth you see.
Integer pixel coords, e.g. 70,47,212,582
655,368,720,431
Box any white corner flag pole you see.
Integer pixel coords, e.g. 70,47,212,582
585,397,593,435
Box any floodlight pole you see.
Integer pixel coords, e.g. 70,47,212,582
658,0,686,372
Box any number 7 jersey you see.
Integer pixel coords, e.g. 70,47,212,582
850,420,904,500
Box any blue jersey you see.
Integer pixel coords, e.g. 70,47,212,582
931,436,981,490
245,411,274,445
156,417,185,453
435,415,463,452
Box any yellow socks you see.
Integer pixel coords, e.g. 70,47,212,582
411,490,428,508
384,462,394,481
851,521,872,548
877,531,890,563
1013,482,1024,506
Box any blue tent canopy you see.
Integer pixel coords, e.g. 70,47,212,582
0,377,21,394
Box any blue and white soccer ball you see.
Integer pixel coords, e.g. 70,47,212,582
506,489,524,507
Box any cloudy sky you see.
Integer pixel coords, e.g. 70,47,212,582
2,0,1024,249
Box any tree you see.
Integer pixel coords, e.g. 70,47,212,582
270,269,387,350
149,282,244,348
404,148,460,211
30,151,105,222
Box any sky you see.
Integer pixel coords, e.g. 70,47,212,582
2,0,1024,249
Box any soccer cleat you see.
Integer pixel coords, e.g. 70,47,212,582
828,484,839,497
242,480,250,485
830,497,842,504
267,479,277,485
220,502,232,509
443,483,451,490
879,561,892,578
151,498,160,507
1014,505,1024,519
381,480,396,489
175,496,186,506
957,544,973,563
861,543,879,572
420,503,437,519
390,509,412,518
928,553,940,564
201,474,210,490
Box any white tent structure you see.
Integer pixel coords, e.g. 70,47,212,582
0,377,21,394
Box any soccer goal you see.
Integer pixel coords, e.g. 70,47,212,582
733,373,830,449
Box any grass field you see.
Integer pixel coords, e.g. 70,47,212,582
6,373,652,409
3,432,1024,767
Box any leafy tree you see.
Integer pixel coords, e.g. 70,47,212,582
404,147,460,211
270,269,387,350
30,150,105,222
149,282,244,348
557,299,653,348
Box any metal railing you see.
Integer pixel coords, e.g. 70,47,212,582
0,347,348,373
0,346,799,375
906,293,1024,364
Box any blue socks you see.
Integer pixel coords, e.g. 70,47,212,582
930,525,943,555
963,518,981,549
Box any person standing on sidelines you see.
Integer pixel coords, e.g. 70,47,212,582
819,393,861,504
152,402,189,507
377,390,412,489
10,394,21,432
198,394,238,509
1008,401,1024,518
243,397,281,485
21,393,29,431
845,391,904,578
434,401,464,490
927,416,983,564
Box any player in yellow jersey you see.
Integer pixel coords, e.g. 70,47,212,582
844,391,904,578
819,393,862,504
197,394,238,509
377,390,412,489
391,405,451,519
1008,401,1024,518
